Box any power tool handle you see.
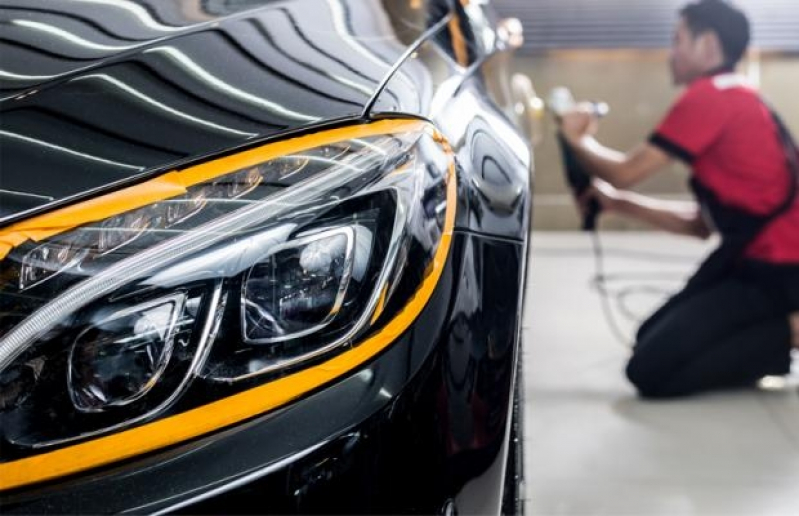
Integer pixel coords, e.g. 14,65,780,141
556,133,602,231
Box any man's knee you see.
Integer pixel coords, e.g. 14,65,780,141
625,351,670,399
626,307,699,398
625,332,688,399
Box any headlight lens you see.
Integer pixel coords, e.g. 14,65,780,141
68,292,189,413
242,227,356,344
0,119,454,479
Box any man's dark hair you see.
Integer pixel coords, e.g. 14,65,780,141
680,0,750,67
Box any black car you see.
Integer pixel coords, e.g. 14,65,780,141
0,0,531,513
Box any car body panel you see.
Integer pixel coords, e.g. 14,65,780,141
0,0,442,222
375,9,531,240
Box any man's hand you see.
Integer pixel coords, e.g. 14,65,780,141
790,312,799,349
575,179,712,239
558,103,600,144
577,178,620,218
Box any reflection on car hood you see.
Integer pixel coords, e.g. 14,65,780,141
0,0,439,223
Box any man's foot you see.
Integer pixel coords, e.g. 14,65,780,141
790,312,799,349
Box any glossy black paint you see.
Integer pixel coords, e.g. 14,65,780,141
0,0,532,514
375,15,531,239
0,0,438,221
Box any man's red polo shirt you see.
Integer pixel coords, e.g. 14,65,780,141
650,73,799,264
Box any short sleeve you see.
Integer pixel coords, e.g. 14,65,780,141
649,80,731,163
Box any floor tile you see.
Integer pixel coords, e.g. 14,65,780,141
523,232,799,515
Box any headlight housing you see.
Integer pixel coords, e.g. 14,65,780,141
0,119,455,489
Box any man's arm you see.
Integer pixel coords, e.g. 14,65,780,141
559,106,711,239
559,107,672,188
587,179,711,239
571,139,672,189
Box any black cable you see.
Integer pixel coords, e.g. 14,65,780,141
552,110,696,347
588,231,688,348
589,230,632,346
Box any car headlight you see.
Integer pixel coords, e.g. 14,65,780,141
0,118,456,489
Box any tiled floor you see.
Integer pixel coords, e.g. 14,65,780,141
522,232,799,516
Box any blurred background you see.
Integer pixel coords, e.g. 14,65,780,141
493,0,799,231
495,3,799,514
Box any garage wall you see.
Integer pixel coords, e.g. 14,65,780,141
490,1,799,230
493,0,799,53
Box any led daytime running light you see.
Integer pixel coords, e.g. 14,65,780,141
0,120,426,372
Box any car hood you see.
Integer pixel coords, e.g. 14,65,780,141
0,0,440,223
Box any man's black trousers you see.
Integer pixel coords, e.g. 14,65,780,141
626,259,799,398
